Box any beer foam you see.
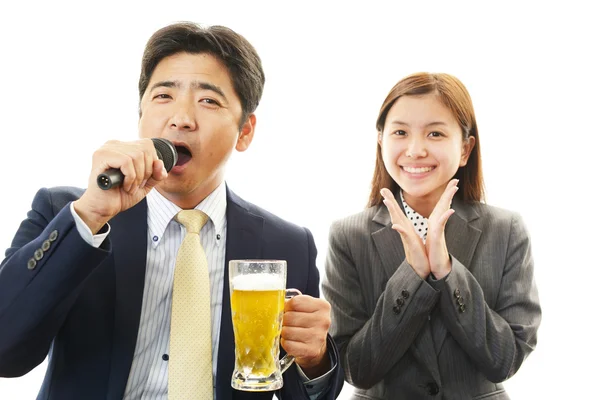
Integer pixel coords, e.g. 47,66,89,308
231,274,282,291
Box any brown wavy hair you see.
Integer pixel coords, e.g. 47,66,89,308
368,72,485,207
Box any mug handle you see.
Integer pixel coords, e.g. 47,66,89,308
279,288,302,372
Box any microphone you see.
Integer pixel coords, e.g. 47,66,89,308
96,138,178,190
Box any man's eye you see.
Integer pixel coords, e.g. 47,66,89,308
153,94,171,100
200,98,220,106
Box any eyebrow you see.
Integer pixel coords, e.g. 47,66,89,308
389,120,448,127
149,80,228,102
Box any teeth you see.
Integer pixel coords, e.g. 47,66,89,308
403,166,433,173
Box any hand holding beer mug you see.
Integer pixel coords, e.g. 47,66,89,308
229,260,300,391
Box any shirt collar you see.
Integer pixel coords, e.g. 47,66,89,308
146,181,228,246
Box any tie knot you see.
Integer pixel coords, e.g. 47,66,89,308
175,210,209,234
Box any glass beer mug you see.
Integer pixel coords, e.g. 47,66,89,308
229,260,300,391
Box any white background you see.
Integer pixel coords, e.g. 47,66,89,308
0,1,598,399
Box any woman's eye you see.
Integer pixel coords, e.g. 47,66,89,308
428,131,443,137
393,130,407,136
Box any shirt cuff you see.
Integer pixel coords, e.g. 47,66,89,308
296,352,337,399
70,202,110,248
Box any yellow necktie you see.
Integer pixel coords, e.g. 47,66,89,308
169,210,213,400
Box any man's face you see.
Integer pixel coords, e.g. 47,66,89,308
139,51,255,208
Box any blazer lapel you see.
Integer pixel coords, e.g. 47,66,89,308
431,198,482,356
216,188,265,400
371,197,441,384
106,199,149,399
371,199,407,282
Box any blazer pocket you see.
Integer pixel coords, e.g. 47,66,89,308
472,388,508,399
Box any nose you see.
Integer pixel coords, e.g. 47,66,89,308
169,98,197,131
406,136,427,158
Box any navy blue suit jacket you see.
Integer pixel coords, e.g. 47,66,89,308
0,186,343,399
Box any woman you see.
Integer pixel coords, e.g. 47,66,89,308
322,73,541,399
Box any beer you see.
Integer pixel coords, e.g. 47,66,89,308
231,274,284,378
229,260,297,391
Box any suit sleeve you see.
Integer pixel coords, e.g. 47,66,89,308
0,188,110,377
429,213,541,382
322,220,440,389
278,227,344,400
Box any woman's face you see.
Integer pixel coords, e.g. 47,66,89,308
379,92,474,206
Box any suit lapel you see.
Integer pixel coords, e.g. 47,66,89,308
371,197,441,383
216,188,265,400
431,198,482,356
371,197,407,282
106,199,149,399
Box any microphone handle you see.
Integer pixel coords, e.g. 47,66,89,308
97,169,124,190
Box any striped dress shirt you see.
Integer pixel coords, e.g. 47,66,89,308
122,183,227,399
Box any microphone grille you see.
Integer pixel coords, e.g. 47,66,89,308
151,138,178,172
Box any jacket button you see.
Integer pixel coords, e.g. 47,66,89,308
49,230,58,242
42,240,51,251
396,298,405,307
34,248,44,261
457,297,464,306
459,304,466,313
27,258,37,270
401,289,410,299
393,305,401,314
453,288,461,298
426,382,439,395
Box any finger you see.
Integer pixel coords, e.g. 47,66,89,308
391,223,411,235
144,160,167,190
283,310,330,328
430,179,459,221
141,149,154,189
93,145,133,192
280,338,326,361
437,208,455,230
129,149,147,193
380,189,408,225
284,295,330,313
391,224,427,256
103,151,136,193
281,326,315,342
280,338,306,357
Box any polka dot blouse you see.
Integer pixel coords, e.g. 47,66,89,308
400,191,428,243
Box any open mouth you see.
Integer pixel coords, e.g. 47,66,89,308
175,145,192,166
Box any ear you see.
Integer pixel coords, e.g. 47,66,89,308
377,131,383,146
460,136,476,166
235,114,256,152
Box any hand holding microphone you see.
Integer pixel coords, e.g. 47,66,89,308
73,138,177,234
97,138,178,190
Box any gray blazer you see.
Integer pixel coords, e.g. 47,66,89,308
322,195,541,400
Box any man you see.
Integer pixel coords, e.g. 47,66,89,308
0,22,343,400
